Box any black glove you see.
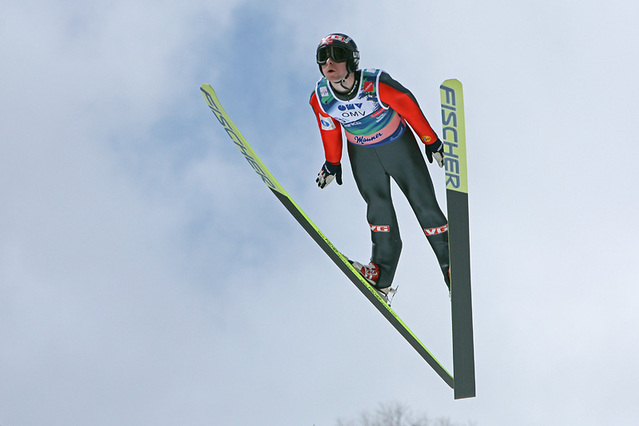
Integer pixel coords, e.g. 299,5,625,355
425,139,445,168
316,161,342,189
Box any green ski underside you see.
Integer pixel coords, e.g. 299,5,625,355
200,84,454,389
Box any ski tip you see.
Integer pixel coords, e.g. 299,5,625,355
441,78,462,87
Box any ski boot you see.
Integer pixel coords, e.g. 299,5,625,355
349,260,396,304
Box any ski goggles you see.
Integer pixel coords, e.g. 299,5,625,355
316,45,349,65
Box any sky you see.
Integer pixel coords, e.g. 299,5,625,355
2,0,639,425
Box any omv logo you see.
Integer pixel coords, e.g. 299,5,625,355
338,103,365,118
338,103,363,111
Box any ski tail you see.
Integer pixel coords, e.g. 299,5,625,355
440,79,476,399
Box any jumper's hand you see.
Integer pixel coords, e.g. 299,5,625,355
316,161,342,189
425,139,445,168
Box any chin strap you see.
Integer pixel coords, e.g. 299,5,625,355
336,71,350,89
336,71,359,96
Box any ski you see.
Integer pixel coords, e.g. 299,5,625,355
440,79,476,399
200,83,454,389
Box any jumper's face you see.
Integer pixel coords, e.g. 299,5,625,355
321,58,348,82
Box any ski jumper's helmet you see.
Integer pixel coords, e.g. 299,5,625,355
316,33,360,74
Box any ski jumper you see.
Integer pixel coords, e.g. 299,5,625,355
310,69,450,289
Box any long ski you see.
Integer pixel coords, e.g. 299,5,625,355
200,83,454,389
440,79,476,399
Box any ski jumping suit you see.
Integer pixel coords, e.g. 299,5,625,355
310,68,450,289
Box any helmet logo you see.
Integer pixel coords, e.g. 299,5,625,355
321,34,350,44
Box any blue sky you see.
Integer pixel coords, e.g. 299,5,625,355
2,0,639,425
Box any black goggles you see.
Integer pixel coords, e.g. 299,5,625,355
316,45,349,65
